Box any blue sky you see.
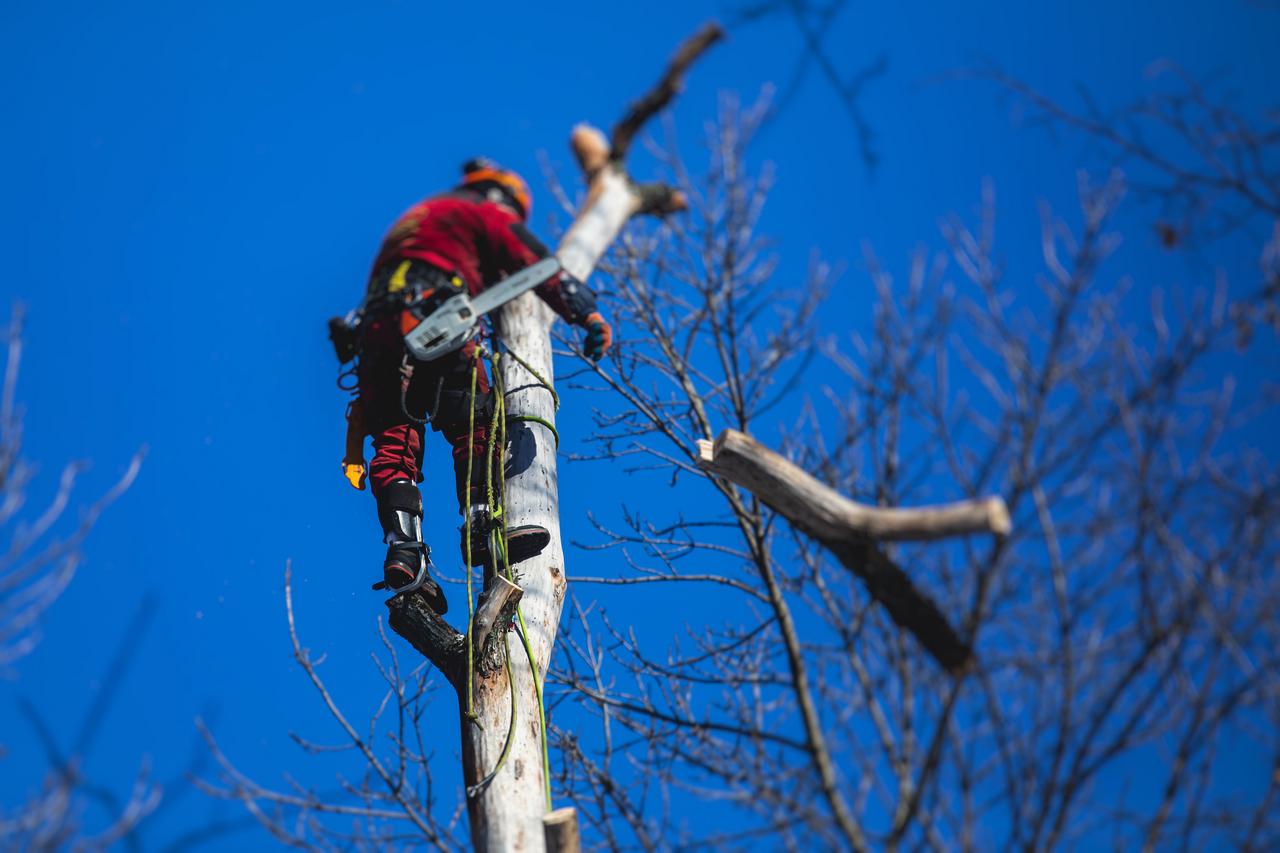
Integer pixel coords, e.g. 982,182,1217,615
2,0,1277,846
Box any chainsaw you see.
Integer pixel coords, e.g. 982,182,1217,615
403,256,562,362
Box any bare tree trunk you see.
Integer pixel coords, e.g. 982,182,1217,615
385,23,723,852
460,289,564,852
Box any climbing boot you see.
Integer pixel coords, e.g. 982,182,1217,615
460,505,550,569
372,479,447,615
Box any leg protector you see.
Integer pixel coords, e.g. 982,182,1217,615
374,479,447,614
377,479,423,544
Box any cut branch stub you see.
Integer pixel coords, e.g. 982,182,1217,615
469,575,523,674
633,182,688,215
542,807,582,853
698,429,1003,673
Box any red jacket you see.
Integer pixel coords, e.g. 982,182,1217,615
372,192,590,325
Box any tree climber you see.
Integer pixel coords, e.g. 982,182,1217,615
332,159,613,615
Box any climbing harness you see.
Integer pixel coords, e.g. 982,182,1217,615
330,259,466,486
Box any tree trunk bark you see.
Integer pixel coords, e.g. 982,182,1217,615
460,290,564,852
461,155,675,853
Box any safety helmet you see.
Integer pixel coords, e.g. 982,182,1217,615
458,158,532,220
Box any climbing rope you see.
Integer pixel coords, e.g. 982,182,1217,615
502,345,559,409
502,344,561,446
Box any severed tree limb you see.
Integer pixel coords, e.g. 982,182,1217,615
698,429,1008,672
697,430,1011,541
831,540,973,674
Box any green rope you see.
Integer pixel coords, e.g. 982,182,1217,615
503,344,560,410
514,613,552,810
505,414,560,449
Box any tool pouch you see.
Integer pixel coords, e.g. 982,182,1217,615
328,315,360,364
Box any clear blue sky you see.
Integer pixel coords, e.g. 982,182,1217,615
1,0,1276,846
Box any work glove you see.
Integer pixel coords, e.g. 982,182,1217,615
581,312,613,362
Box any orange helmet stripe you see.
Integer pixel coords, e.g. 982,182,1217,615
461,167,531,216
